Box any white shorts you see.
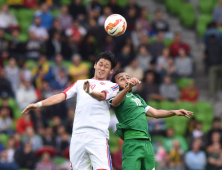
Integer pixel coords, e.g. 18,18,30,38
69,131,112,170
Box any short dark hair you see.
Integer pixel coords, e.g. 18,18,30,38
213,117,221,122
111,69,125,83
96,51,117,69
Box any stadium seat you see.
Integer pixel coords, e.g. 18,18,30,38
147,100,159,109
52,9,60,17
0,133,9,147
117,0,129,8
53,157,68,165
14,109,23,119
83,61,93,69
199,0,216,14
18,33,29,43
4,33,12,41
0,0,6,8
98,0,109,6
9,8,18,18
179,3,195,28
176,102,195,112
18,9,34,23
176,78,192,89
196,14,212,37
20,20,32,33
195,101,213,113
163,39,173,47
159,101,176,110
166,0,183,15
26,60,37,70
61,0,72,5
62,61,72,68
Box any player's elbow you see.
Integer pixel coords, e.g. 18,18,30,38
112,101,118,107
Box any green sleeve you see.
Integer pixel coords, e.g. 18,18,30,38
135,94,148,108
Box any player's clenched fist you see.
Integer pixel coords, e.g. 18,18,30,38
83,81,90,93
127,77,141,89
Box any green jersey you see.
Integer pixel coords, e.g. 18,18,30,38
113,92,151,141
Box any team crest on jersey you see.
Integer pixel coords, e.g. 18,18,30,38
100,82,106,85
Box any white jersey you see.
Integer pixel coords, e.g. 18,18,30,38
62,78,119,138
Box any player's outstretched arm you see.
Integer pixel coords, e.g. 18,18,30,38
21,93,66,114
146,107,193,119
112,78,141,107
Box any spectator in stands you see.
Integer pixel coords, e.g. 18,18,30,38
170,32,190,57
79,34,97,61
152,9,169,33
213,0,222,25
192,121,204,139
0,69,14,97
112,138,123,170
207,132,221,152
16,79,37,110
0,51,9,68
137,70,163,101
0,28,9,52
156,48,171,77
163,127,188,153
160,76,179,101
16,114,34,134
40,79,54,99
185,139,207,170
50,68,68,91
175,48,193,78
52,54,67,76
13,133,22,150
108,0,122,15
26,31,42,60
98,6,112,26
9,30,22,57
148,117,166,136
31,108,47,134
42,126,56,147
168,141,185,169
14,141,37,169
69,0,87,20
203,22,222,44
136,7,152,33
137,45,152,71
124,58,144,81
207,142,222,169
29,16,49,42
69,54,89,83
0,92,14,118
0,149,18,170
23,127,43,151
34,3,53,30
155,141,167,164
205,35,222,98
4,58,20,94
56,125,70,154
206,118,222,146
6,137,15,163
125,0,141,18
48,19,64,39
46,32,62,58
101,35,116,52
0,106,13,134
65,20,87,44
63,108,75,134
0,5,18,29
57,5,73,30
181,80,199,102
126,7,138,31
131,21,147,48
149,32,166,60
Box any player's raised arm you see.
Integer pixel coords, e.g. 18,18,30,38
21,93,66,114
111,77,141,107
146,107,193,119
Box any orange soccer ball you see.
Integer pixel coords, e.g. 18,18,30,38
104,14,127,37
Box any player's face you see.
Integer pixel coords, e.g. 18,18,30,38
94,58,113,80
115,72,130,90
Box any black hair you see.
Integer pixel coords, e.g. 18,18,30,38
95,51,117,69
213,117,221,122
111,69,125,83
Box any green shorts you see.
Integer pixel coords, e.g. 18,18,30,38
122,139,155,170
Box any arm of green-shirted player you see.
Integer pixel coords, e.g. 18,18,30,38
145,107,193,119
111,78,141,107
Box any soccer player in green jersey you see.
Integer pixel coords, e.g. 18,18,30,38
110,69,193,170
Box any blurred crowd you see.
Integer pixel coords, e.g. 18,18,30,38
0,0,221,170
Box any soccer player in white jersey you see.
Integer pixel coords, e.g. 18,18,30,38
22,51,119,170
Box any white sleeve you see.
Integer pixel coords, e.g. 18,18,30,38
62,82,78,100
145,106,151,113
102,83,119,100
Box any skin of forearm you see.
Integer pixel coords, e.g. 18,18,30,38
111,86,130,107
40,93,65,107
155,110,175,118
90,91,106,101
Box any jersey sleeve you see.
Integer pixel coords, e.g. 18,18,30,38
135,94,151,112
62,81,78,100
102,83,119,100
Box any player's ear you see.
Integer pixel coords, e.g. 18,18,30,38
94,63,97,69
110,69,113,74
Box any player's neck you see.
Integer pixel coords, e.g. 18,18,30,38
92,77,108,81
